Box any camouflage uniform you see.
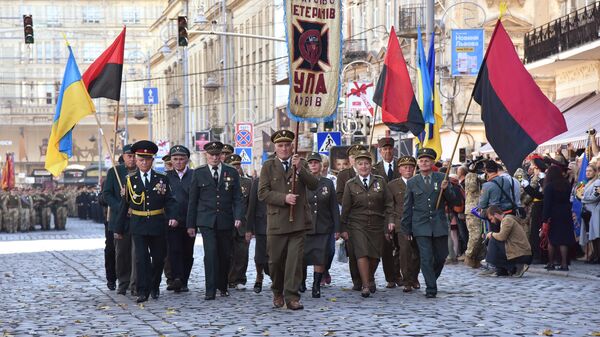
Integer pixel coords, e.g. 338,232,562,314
463,172,483,267
41,194,53,230
514,168,532,237
3,192,21,233
19,192,32,232
67,188,78,217
31,192,44,229
52,191,69,230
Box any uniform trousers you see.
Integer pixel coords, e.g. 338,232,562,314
104,222,116,285
229,233,249,285
380,235,400,283
268,230,304,302
133,234,166,296
167,226,196,286
345,239,362,287
396,233,420,285
414,235,448,296
115,232,137,292
200,228,233,296
465,214,483,259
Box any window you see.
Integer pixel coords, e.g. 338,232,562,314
47,6,62,26
125,43,142,62
122,6,140,24
83,43,103,63
83,6,102,23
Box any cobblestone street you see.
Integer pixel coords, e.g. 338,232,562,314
1,219,600,337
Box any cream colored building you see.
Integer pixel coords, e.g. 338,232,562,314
0,1,162,177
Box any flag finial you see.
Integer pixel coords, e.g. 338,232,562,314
61,32,70,47
499,1,508,19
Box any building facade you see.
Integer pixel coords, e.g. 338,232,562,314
0,0,163,177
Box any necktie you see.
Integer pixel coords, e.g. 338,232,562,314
283,160,289,173
213,166,219,184
387,163,394,181
143,172,149,187
363,178,368,189
424,176,431,186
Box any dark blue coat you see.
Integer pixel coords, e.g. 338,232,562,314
166,168,194,227
186,164,244,230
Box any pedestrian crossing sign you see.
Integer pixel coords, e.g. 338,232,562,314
317,132,341,155
235,147,252,165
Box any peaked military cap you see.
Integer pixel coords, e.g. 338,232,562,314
224,154,242,165
306,152,322,162
222,144,234,154
378,137,394,148
354,150,373,162
169,145,190,157
162,154,171,162
398,155,417,167
204,141,224,155
346,144,367,157
271,129,295,143
131,140,158,157
416,147,437,160
122,144,133,154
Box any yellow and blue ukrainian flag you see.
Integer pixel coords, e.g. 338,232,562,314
45,46,96,176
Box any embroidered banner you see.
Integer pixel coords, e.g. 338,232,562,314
285,0,343,122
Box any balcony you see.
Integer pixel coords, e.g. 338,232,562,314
342,38,368,63
524,2,600,64
397,5,425,38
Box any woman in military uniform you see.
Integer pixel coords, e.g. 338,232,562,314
340,150,394,298
302,152,339,298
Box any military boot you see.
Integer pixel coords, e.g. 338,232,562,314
312,272,323,298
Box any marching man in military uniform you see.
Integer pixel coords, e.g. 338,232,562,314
335,144,367,291
388,155,421,292
258,129,319,310
165,145,195,293
225,153,253,290
115,140,179,303
186,141,244,300
401,148,457,298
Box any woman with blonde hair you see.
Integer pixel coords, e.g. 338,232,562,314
581,164,600,263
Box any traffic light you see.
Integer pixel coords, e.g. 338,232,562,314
23,15,34,44
323,120,334,131
178,16,188,47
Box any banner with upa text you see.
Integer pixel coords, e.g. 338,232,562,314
285,0,342,122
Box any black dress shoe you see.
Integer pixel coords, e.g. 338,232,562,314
179,285,189,292
253,282,262,294
425,293,436,298
131,290,138,297
205,294,216,300
117,288,127,295
219,290,230,297
150,289,160,299
136,294,149,303
299,281,306,293
107,281,116,291
352,284,362,291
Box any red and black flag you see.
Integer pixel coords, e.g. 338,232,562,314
473,20,567,173
82,27,126,101
373,27,424,136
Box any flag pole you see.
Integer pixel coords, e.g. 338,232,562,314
93,114,123,189
112,104,120,162
435,94,474,209
367,106,379,152
289,121,301,222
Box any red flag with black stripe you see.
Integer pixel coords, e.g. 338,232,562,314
373,27,424,136
82,27,126,101
473,20,567,173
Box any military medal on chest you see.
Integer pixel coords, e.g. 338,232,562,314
374,181,381,192
321,186,329,196
153,179,167,195
224,172,233,191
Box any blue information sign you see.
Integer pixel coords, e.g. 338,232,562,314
451,29,484,77
143,87,158,105
317,132,341,155
235,147,252,165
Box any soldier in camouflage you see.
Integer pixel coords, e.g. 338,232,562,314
3,190,21,233
464,160,484,268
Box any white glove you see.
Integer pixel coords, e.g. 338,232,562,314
520,179,530,188
538,172,546,179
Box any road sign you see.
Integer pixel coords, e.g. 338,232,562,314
235,123,253,147
143,87,158,105
235,147,252,165
317,131,341,155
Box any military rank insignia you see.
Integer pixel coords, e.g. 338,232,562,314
154,180,167,195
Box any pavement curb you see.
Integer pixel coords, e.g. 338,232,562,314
527,266,600,281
